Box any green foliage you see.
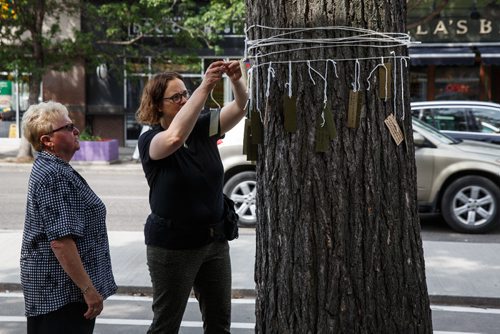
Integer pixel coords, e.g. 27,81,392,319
0,0,246,93
79,128,102,141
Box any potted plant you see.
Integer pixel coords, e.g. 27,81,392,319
72,129,119,163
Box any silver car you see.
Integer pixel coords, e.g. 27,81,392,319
411,100,500,145
219,118,500,233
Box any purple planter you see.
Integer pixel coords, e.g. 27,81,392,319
72,139,119,162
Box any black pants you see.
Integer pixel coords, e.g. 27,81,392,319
146,240,232,334
27,302,95,334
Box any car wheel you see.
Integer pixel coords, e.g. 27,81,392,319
441,176,500,233
223,171,257,227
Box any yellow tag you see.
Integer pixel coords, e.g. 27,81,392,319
347,90,362,128
378,63,392,99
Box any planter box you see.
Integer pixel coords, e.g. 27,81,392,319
72,139,119,163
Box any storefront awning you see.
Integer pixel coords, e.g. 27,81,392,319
477,46,500,65
409,47,475,66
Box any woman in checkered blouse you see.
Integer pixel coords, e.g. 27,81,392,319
20,101,117,334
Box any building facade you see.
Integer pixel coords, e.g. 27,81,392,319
1,1,499,146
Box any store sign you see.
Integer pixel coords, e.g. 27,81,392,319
0,81,12,108
409,18,500,43
128,18,243,37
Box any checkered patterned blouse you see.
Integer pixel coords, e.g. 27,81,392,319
20,151,117,317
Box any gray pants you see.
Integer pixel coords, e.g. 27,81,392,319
146,241,232,334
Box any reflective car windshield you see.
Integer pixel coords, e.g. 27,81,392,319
412,117,460,145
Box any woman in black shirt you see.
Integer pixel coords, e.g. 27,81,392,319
136,60,247,333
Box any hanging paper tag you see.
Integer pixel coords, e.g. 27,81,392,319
384,114,404,145
378,63,392,99
282,94,297,133
209,108,220,137
243,118,258,161
347,90,362,128
323,105,337,140
251,110,263,144
315,117,329,153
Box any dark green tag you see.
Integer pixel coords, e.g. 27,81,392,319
315,116,329,152
243,118,258,161
251,110,263,145
283,94,297,133
323,105,337,140
242,118,250,155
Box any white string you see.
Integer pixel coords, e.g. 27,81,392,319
327,59,339,79
265,62,275,98
391,51,397,117
210,89,221,109
245,25,413,53
351,59,360,92
400,57,408,120
307,61,316,85
323,62,328,108
250,55,409,70
255,54,261,114
366,57,384,91
247,67,253,113
245,26,414,61
244,24,248,59
284,61,292,97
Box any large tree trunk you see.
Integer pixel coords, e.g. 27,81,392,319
246,1,432,333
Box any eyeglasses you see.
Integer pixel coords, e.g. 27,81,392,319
50,123,77,134
163,90,191,104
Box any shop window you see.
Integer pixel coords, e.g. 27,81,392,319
435,67,479,101
410,67,427,101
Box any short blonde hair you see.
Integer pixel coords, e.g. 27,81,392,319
22,101,69,151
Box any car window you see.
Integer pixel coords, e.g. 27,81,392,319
411,107,467,131
412,108,437,128
432,107,467,131
469,108,500,134
412,117,459,145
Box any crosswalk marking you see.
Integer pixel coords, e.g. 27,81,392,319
0,292,495,333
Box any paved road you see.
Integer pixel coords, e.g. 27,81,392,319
1,292,500,334
2,165,500,238
0,165,149,231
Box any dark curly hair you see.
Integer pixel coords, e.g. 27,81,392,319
135,72,183,126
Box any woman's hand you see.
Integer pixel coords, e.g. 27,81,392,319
200,60,226,91
83,286,104,319
224,60,243,82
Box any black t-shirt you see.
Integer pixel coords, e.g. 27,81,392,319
138,112,224,249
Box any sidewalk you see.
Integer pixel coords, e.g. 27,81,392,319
0,140,140,170
1,229,500,307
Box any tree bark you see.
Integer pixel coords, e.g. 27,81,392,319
246,0,432,333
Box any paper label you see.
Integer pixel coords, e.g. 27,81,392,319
209,108,220,137
384,114,404,145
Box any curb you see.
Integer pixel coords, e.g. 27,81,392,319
0,283,257,300
429,295,500,309
3,283,500,307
